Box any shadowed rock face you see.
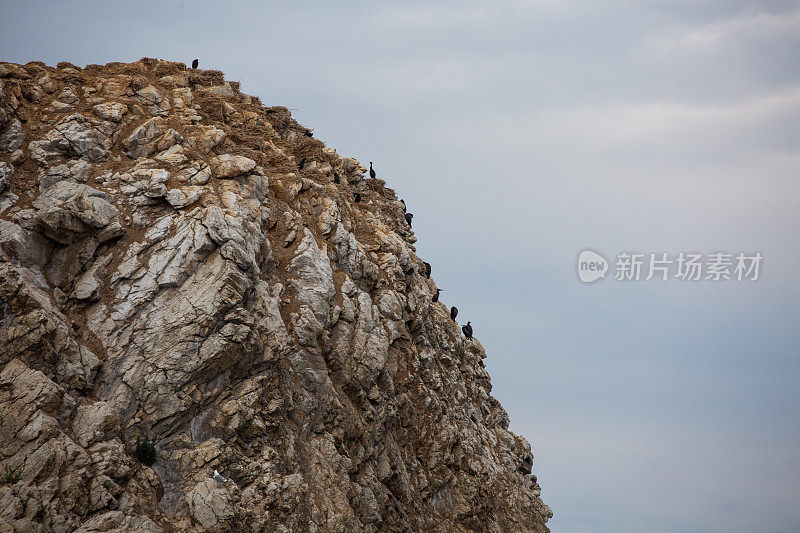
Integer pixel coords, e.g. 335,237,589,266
0,58,551,532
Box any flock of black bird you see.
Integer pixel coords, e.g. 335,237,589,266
357,161,475,341
364,161,475,340
193,53,477,343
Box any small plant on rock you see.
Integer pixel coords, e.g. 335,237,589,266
2,465,21,484
135,435,157,466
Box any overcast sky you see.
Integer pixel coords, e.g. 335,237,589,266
2,1,799,531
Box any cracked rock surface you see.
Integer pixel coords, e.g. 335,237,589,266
0,58,551,532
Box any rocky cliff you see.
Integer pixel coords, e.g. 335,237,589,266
0,58,551,532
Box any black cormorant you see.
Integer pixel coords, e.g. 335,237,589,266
191,59,198,69
462,321,473,339
423,262,431,278
369,162,376,179
432,289,442,302
354,193,361,202
298,158,306,170
405,213,413,227
450,306,458,321
334,172,341,184
400,199,406,212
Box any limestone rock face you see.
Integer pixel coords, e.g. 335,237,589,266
0,58,551,532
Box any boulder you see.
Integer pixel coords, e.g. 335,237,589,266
165,186,202,208
211,154,256,178
0,118,25,153
28,114,113,163
32,181,120,243
0,161,11,192
92,102,128,122
122,117,163,158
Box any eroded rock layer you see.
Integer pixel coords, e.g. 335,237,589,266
0,58,551,532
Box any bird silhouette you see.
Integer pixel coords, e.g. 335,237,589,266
462,321,473,339
450,306,458,321
369,162,376,179
354,193,361,202
334,172,341,184
400,199,406,213
405,213,413,227
191,59,198,69
432,289,442,302
298,158,306,170
423,262,431,278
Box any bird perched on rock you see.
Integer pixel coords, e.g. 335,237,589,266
432,288,442,302
354,192,361,202
423,262,431,278
191,59,198,69
450,306,458,321
298,157,306,170
304,129,313,137
462,321,473,339
400,199,406,212
369,162,376,179
212,470,227,483
334,172,341,184
405,213,413,227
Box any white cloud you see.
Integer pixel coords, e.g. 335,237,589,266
435,84,800,151
650,7,800,54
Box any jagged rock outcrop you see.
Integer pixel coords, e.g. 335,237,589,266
0,58,551,532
